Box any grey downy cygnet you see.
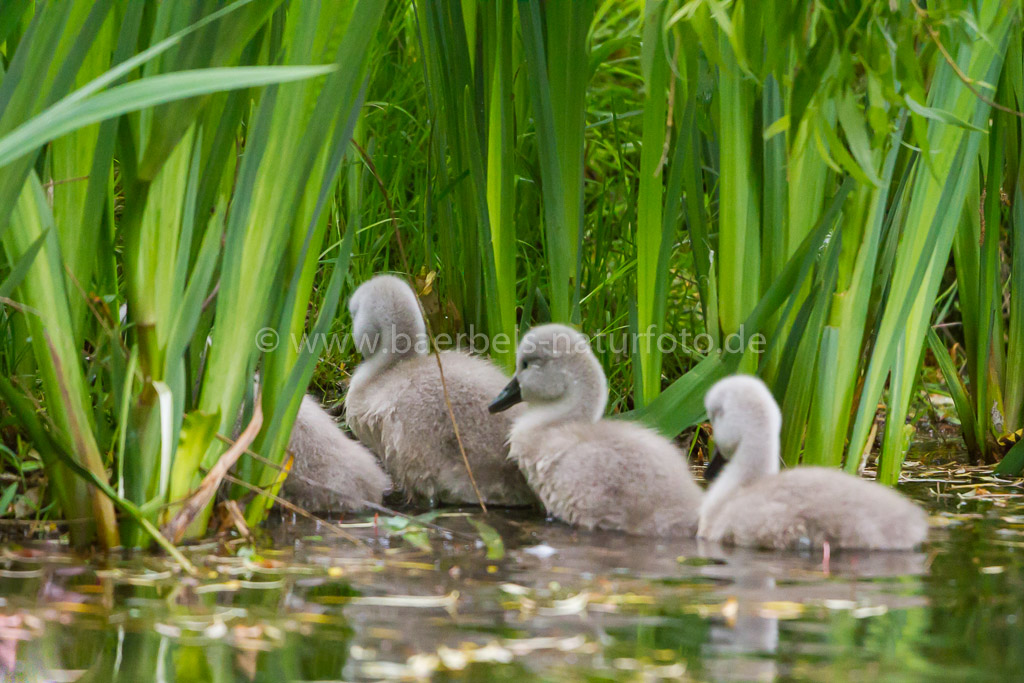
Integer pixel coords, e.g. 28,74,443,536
344,274,535,506
699,375,928,550
488,324,703,535
283,395,391,511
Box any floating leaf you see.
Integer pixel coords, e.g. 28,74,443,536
468,517,505,560
402,530,432,553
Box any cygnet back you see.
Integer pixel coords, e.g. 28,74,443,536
283,395,391,511
345,275,535,506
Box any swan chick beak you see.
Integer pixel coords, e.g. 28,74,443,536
488,377,522,414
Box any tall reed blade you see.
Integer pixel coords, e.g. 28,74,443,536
634,0,672,406
519,0,594,323
3,173,118,548
848,0,1015,482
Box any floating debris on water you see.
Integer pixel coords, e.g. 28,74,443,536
0,458,1020,680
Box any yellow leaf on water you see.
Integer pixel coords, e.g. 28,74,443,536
53,602,106,616
756,600,805,619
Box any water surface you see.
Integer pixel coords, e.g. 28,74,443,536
0,453,1022,681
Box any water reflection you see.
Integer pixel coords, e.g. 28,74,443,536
0,459,1022,681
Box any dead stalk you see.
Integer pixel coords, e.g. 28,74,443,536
911,0,1023,118
219,473,364,545
162,396,264,544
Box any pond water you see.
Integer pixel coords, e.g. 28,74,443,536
0,449,1022,682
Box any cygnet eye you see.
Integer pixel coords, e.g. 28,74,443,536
520,359,529,371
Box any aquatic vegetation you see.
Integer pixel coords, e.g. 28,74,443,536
0,0,385,549
0,0,1022,551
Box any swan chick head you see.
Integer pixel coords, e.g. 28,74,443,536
704,375,781,457
348,275,427,361
489,324,607,423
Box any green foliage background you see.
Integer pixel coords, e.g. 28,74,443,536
0,0,1022,549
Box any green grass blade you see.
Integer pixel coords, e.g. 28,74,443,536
927,326,982,456
0,65,335,168
0,229,45,298
634,0,671,407
634,179,852,435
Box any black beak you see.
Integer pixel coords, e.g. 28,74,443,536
704,448,726,482
488,377,522,414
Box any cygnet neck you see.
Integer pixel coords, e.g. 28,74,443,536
351,318,427,386
700,414,780,519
